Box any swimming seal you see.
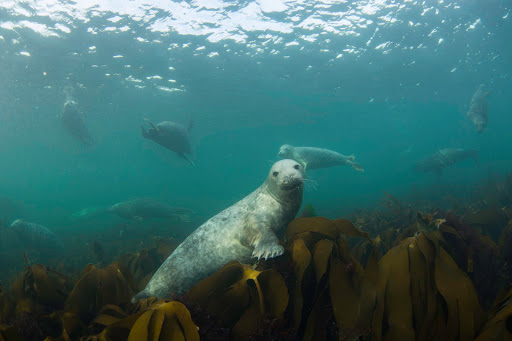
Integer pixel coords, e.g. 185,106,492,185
9,219,63,250
107,198,192,223
466,84,491,133
60,100,94,146
414,148,478,176
133,159,305,300
141,118,195,166
279,144,364,172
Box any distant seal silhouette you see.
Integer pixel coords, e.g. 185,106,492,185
108,198,192,223
60,101,94,146
279,144,364,172
133,159,305,300
9,219,63,250
141,118,195,166
414,148,478,176
466,84,491,133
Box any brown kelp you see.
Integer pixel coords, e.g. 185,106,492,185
0,186,510,341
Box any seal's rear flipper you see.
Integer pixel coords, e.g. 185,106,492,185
351,162,364,172
179,153,196,167
131,289,153,303
71,207,108,219
347,154,356,161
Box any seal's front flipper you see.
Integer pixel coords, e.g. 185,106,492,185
141,125,149,139
251,229,284,260
252,242,284,260
143,118,157,130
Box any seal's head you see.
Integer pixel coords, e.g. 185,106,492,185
141,119,160,140
278,144,295,158
9,219,24,228
266,159,305,201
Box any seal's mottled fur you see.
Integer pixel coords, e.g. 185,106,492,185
466,84,491,133
133,159,305,300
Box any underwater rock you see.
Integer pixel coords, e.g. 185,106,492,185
141,118,195,166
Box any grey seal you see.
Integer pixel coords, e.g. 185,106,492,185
414,148,478,176
133,159,305,300
278,144,364,172
60,100,94,146
141,118,195,166
108,198,192,223
9,219,63,250
466,84,491,133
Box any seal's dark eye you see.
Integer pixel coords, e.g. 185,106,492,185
294,165,300,170
273,171,279,177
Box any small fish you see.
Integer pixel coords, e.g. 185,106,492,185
466,84,491,133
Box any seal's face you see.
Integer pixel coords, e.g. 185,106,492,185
268,159,305,193
10,219,23,228
145,127,159,139
278,144,293,158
